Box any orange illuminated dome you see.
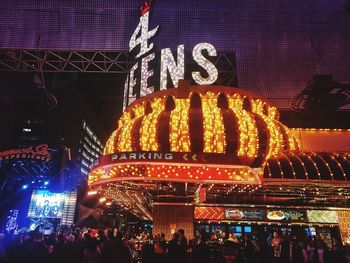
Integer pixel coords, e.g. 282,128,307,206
104,83,298,162
89,83,298,188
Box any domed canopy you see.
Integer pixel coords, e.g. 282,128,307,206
104,84,298,167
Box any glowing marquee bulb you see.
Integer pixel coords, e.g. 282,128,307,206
140,52,155,97
192,43,218,85
118,104,145,152
201,92,226,153
170,98,190,152
129,12,159,59
140,98,164,151
160,45,185,90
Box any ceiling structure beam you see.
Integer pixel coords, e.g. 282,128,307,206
0,49,131,73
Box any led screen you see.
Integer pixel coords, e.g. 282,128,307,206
27,190,65,218
1,0,349,109
244,226,252,233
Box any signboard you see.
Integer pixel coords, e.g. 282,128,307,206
195,187,207,204
28,190,65,218
266,210,305,221
225,209,264,221
194,207,225,220
93,152,243,168
123,0,234,109
0,144,51,162
195,206,311,222
307,210,338,223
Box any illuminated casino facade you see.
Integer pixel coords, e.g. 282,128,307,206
88,81,350,243
83,0,350,245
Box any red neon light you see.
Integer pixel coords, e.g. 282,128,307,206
194,207,225,220
0,144,50,157
140,0,153,16
88,162,261,187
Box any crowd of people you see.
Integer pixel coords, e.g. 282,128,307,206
0,227,350,263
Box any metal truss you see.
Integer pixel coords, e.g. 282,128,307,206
0,49,130,73
214,52,238,87
0,50,237,83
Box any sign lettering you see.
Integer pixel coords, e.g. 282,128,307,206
123,1,220,109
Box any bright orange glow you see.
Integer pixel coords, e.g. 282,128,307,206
170,98,191,152
140,98,164,151
227,94,258,158
88,162,260,186
102,88,298,165
118,104,145,152
252,99,282,160
201,92,225,153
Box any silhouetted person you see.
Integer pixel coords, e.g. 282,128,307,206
0,233,7,263
280,234,291,263
207,232,222,263
81,235,100,263
154,234,167,263
99,229,131,263
167,232,186,263
192,234,210,263
178,229,187,247
19,231,48,263
242,235,255,263
219,241,242,263
290,236,304,263
141,242,155,263
303,238,316,263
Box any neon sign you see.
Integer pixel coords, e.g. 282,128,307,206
123,1,219,109
0,144,51,161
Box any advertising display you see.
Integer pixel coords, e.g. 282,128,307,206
225,209,264,221
27,190,65,218
195,207,311,223
266,210,305,222
307,210,338,224
0,144,51,162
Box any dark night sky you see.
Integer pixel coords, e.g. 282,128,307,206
75,73,127,135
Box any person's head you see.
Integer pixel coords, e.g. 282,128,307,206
307,238,315,247
74,228,81,237
107,228,114,240
200,232,208,243
222,241,239,262
273,232,279,238
178,229,185,236
229,233,233,238
85,237,97,252
317,240,326,249
67,234,75,243
98,229,105,239
222,232,226,238
244,235,250,241
33,231,44,242
173,232,179,241
44,200,49,205
113,228,118,237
